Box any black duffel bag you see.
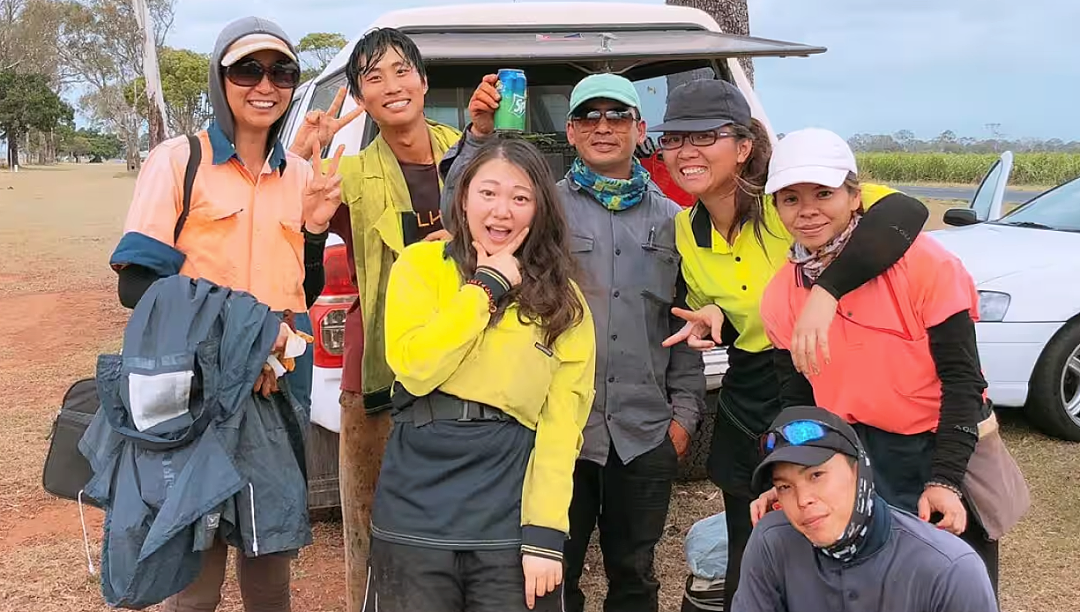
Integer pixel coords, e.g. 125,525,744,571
42,378,102,508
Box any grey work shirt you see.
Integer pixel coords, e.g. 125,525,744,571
440,130,705,466
733,506,998,612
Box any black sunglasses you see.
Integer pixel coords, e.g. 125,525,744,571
224,58,301,89
658,131,737,151
570,108,638,131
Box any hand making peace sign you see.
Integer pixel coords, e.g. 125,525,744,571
302,142,345,233
290,86,366,160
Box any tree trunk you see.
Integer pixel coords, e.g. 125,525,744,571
666,0,754,85
148,102,166,149
9,132,20,169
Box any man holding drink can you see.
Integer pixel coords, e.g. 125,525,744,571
441,71,705,612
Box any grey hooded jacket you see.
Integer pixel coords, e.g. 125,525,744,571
208,16,297,149
79,276,312,609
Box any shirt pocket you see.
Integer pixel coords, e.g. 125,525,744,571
186,200,244,244
639,242,680,305
569,234,594,255
278,214,306,275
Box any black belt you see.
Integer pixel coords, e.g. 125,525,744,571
392,391,512,426
363,387,393,415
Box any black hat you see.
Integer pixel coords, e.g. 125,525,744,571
651,79,752,133
751,406,863,493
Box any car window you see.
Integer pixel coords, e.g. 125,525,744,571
996,177,1080,232
423,84,573,132
281,83,312,144
635,68,715,138
423,68,709,134
310,72,348,116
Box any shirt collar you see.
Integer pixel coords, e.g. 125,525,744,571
207,121,288,174
689,201,735,255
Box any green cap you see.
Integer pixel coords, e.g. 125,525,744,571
568,73,641,115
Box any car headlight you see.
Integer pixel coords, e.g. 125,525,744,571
977,291,1011,322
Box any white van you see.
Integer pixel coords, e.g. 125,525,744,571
285,2,827,507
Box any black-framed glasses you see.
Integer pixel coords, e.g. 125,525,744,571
224,58,301,89
658,131,737,151
570,108,638,132
759,419,858,456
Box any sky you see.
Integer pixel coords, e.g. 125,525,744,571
160,0,1078,141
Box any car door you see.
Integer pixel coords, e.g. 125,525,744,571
968,151,1014,222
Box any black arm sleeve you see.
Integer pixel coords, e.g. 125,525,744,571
303,227,329,310
815,193,928,299
927,310,986,490
117,264,161,309
773,349,816,408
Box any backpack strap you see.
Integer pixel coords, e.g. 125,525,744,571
173,134,202,243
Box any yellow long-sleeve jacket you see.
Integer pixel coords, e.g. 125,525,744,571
384,240,597,558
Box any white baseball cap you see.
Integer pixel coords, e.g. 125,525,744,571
764,128,858,195
221,33,297,67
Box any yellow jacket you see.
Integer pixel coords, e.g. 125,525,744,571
384,241,597,552
332,120,462,400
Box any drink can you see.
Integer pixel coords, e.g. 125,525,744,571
494,68,527,132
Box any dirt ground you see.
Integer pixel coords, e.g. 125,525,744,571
0,164,1077,612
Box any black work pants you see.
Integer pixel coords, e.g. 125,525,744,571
563,438,679,612
365,538,563,612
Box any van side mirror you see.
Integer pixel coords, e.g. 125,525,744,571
943,208,980,227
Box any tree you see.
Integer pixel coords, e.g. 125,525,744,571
665,0,753,87
0,0,67,79
126,47,211,135
297,32,346,82
57,0,176,170
0,70,72,167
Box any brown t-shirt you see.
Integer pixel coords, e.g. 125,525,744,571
400,162,443,243
334,162,442,395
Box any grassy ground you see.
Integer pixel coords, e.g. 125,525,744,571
0,164,1076,611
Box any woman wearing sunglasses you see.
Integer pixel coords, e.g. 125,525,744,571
757,127,999,591
654,79,928,609
110,17,346,611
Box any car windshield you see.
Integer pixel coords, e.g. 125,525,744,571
992,177,1080,232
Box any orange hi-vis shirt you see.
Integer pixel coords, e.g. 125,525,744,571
760,234,981,435
114,127,313,313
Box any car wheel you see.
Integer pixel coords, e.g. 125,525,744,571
1026,318,1080,442
678,390,719,482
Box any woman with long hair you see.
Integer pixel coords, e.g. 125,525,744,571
655,79,928,608
365,137,596,612
757,127,1000,592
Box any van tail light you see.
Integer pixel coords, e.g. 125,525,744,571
639,151,695,207
312,243,358,369
322,243,356,296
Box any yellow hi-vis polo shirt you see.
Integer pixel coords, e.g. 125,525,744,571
674,184,897,354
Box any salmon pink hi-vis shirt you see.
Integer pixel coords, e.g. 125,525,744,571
111,126,313,313
760,234,980,435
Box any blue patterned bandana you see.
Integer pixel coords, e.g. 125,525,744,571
569,157,651,211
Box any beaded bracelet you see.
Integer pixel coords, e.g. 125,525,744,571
466,278,498,313
924,480,964,499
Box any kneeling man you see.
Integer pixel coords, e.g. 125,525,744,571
734,406,997,612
